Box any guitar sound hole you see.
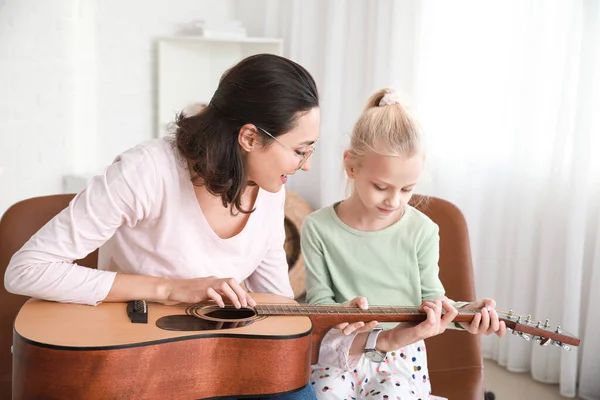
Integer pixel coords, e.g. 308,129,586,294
156,315,255,332
205,307,256,320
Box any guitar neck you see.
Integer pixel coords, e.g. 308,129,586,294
254,303,477,324
253,303,580,347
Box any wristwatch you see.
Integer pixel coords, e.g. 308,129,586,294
364,328,387,363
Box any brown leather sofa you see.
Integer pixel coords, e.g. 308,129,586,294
411,195,484,399
0,195,96,398
0,194,484,399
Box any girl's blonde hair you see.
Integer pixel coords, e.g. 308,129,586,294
347,88,422,161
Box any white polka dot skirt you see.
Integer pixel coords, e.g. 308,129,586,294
311,340,436,400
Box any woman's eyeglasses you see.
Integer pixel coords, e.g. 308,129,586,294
255,125,317,170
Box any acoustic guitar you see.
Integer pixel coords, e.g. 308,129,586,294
12,292,579,399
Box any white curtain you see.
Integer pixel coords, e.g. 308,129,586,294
413,2,600,399
252,0,600,398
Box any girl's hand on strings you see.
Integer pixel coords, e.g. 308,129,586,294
377,296,457,352
335,296,380,335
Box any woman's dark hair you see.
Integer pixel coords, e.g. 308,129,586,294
174,53,319,214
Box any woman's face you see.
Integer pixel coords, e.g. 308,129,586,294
242,107,320,193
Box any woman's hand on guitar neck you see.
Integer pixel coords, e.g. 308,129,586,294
458,298,507,337
105,274,256,308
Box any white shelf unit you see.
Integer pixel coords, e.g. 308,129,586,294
156,36,283,136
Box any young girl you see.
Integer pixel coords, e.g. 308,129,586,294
5,54,320,399
301,88,506,399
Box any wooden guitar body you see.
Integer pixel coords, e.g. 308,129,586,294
13,293,312,400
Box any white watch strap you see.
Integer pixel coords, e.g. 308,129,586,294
366,328,383,351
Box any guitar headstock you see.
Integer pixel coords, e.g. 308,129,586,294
497,310,580,350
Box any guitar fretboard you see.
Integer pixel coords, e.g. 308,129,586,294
254,304,479,317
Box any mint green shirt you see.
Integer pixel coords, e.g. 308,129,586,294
301,203,446,310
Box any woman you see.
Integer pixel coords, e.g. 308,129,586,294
4,53,320,399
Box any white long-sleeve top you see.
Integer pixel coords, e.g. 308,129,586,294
4,137,294,305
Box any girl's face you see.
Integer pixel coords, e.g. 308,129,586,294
345,150,424,221
241,107,320,193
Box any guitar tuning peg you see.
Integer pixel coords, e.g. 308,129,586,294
511,316,522,335
525,314,532,324
508,309,514,318
555,326,562,334
536,337,551,346
562,344,571,351
543,319,550,329
535,321,542,329
541,339,551,346
552,340,563,347
520,333,531,341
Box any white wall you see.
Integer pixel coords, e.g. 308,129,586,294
94,0,234,168
234,0,268,37
0,0,235,216
0,0,75,216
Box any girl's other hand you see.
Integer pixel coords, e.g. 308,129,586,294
459,298,507,337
